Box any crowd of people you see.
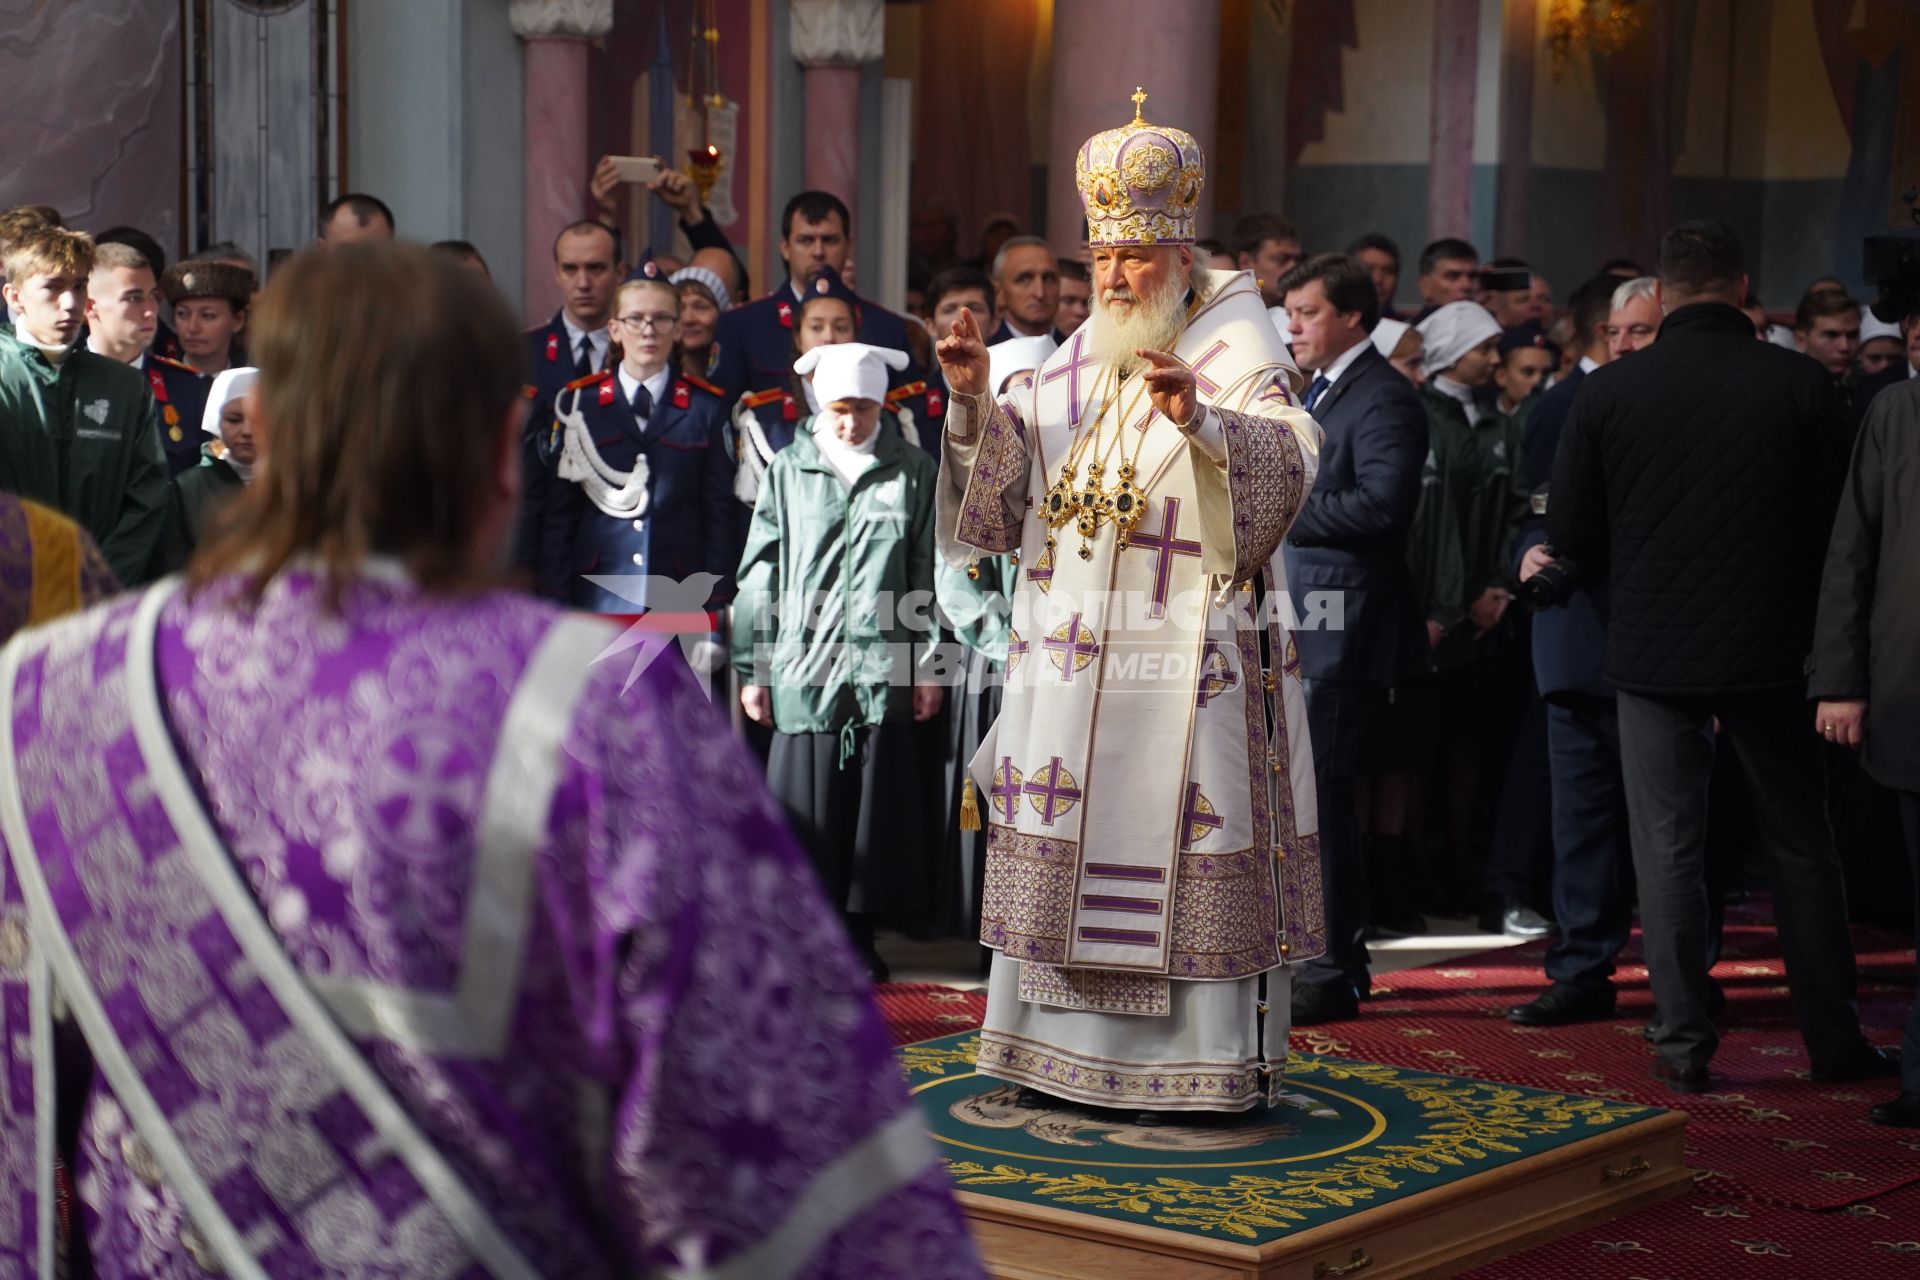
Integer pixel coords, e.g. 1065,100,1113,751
3,152,1918,1145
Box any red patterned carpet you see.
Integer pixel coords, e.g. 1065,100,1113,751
879,910,1920,1278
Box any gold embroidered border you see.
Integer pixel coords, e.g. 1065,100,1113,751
1018,962,1172,1016
976,1029,1271,1111
1168,847,1280,979
956,397,1028,553
1218,407,1307,584
980,825,1076,964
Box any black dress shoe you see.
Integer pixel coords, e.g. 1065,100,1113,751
1810,1044,1901,1083
1507,983,1616,1026
1363,911,1428,940
1869,1092,1920,1127
1291,981,1360,1026
1649,1057,1711,1094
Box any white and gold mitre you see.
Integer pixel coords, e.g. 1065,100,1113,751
1075,87,1205,248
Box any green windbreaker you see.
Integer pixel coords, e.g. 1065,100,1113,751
731,420,940,734
0,329,170,584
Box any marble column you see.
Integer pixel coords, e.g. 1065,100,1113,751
512,0,613,324
1427,0,1479,244
1046,0,1221,254
789,0,884,210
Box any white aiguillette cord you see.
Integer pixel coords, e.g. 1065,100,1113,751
555,387,651,520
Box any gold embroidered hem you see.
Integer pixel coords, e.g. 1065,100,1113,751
976,1028,1275,1112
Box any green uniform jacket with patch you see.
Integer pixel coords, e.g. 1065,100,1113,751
157,445,247,573
731,419,939,734
1404,394,1473,644
0,329,170,585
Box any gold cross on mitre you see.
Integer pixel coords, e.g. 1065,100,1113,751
1131,86,1148,123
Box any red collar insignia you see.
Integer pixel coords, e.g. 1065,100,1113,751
776,301,793,329
927,387,944,416
782,394,798,421
673,380,690,410
546,333,560,363
146,367,169,402
598,378,617,407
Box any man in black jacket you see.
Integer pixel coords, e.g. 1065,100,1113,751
1280,254,1429,1023
1810,377,1920,1127
1550,220,1895,1094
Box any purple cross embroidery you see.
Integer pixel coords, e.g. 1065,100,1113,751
1042,613,1101,683
1180,781,1224,851
1196,641,1239,708
1041,333,1098,429
1139,341,1230,430
1125,496,1204,619
991,757,1023,824
1026,545,1054,594
1024,756,1083,825
1006,629,1028,674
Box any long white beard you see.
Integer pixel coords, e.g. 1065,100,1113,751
1085,274,1189,378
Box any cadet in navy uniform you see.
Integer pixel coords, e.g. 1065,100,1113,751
518,220,625,596
709,191,924,407
81,240,212,477
542,270,736,613
732,265,933,515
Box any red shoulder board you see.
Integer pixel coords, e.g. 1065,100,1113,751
598,378,618,407
564,369,612,392
928,387,944,416
145,366,169,403
885,380,927,406
776,300,793,329
782,394,798,422
683,373,724,397
546,333,560,363
741,388,787,409
672,380,691,410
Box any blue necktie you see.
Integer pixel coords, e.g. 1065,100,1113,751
1305,374,1330,413
629,382,654,422
575,334,596,378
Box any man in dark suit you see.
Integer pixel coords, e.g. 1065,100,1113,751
1507,273,1633,1026
708,191,921,403
1551,220,1896,1094
1279,254,1430,1024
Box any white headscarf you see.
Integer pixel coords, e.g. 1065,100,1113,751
1861,308,1902,345
793,342,910,408
1417,302,1502,374
1370,318,1411,359
202,366,258,483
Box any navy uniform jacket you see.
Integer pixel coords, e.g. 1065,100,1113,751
541,368,738,613
1282,342,1430,685
142,355,213,478
708,283,923,403
517,311,606,595
1518,363,1609,700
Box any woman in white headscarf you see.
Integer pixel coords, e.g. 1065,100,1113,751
164,366,258,568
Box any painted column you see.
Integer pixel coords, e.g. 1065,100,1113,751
1046,0,1221,255
511,0,613,324
790,0,883,213
1495,0,1537,256
1427,0,1480,243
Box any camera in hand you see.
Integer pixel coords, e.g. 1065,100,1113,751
1520,546,1581,611
1520,487,1580,610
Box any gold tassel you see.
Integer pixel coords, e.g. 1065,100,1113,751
959,776,982,832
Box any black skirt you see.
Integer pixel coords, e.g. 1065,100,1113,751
766,718,943,932
936,649,1003,939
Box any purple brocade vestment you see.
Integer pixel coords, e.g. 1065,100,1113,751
0,571,983,1279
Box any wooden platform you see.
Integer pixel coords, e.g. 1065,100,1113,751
959,1109,1691,1280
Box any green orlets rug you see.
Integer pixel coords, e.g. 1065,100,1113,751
901,1033,1668,1245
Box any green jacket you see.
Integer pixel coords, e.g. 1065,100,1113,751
0,329,170,585
1465,395,1533,597
158,445,246,572
731,420,939,734
935,552,1013,663
1405,393,1472,637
